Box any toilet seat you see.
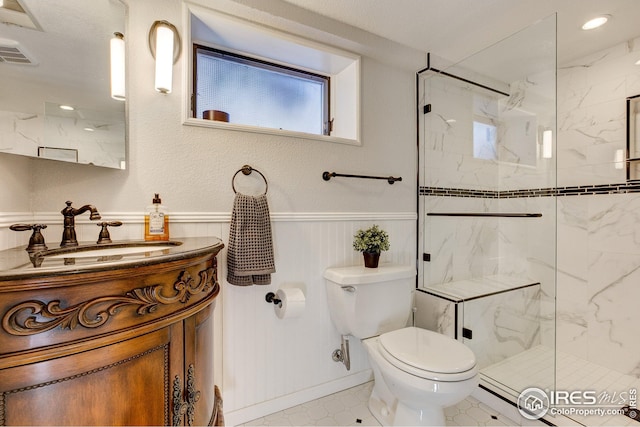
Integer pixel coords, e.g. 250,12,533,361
378,327,477,382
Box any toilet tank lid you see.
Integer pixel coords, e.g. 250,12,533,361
324,264,416,285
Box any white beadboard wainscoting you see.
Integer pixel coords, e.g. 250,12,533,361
1,210,417,425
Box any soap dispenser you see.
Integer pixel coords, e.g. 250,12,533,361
144,193,169,241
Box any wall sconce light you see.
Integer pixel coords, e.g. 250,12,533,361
542,129,553,159
110,32,126,101
148,20,181,94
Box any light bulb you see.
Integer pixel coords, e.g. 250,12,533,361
582,16,609,30
110,32,126,101
154,24,174,93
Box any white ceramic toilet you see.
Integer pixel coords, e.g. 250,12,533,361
324,264,478,426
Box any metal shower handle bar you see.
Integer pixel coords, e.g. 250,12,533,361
427,212,542,218
322,171,402,185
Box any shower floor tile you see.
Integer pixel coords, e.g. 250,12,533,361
481,345,640,426
241,381,518,426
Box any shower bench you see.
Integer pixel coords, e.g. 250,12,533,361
415,275,542,370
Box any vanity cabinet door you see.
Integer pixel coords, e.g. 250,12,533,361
0,324,183,426
183,303,217,426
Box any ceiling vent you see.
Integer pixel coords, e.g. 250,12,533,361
0,39,37,65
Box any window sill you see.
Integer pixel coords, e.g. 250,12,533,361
182,117,361,146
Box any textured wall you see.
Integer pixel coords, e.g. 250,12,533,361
24,0,420,217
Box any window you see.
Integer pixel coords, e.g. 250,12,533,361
185,4,360,144
473,117,497,161
193,45,330,135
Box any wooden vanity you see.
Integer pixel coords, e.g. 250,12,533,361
0,237,224,426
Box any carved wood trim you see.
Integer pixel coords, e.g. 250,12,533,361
172,364,201,426
2,267,218,336
173,375,187,426
0,344,169,426
186,364,201,426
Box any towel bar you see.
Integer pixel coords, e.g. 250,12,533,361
427,212,542,218
322,171,402,185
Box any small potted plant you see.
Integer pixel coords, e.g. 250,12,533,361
353,224,390,268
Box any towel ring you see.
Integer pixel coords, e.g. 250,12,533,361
232,165,268,195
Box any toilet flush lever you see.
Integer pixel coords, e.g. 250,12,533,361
341,285,356,293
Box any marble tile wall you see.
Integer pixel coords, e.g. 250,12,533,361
0,108,124,168
557,39,640,187
557,192,640,378
462,285,541,369
0,110,41,158
555,38,640,379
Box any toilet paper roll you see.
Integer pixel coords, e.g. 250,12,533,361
274,288,305,319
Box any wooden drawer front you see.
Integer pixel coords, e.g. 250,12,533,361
0,257,218,357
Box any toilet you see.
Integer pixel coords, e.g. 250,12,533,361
324,264,478,426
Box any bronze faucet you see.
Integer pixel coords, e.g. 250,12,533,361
60,201,101,247
9,224,48,253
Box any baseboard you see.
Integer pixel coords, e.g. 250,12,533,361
224,370,373,427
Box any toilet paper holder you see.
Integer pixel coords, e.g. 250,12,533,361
265,292,282,307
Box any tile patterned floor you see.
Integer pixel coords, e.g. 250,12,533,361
242,381,518,426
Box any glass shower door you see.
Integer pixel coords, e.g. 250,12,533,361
417,14,557,405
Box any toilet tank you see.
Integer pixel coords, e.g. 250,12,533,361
324,264,416,339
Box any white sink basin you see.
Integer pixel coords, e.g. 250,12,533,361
0,237,224,277
47,245,176,259
19,240,185,270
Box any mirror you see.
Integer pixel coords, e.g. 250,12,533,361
0,0,126,169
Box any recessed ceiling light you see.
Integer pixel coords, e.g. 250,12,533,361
59,105,74,111
582,15,609,30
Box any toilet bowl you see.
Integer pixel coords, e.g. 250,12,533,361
364,327,478,426
324,264,479,426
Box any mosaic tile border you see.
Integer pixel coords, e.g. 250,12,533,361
420,181,640,198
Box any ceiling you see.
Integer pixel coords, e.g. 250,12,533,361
281,0,640,66
3,0,640,112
